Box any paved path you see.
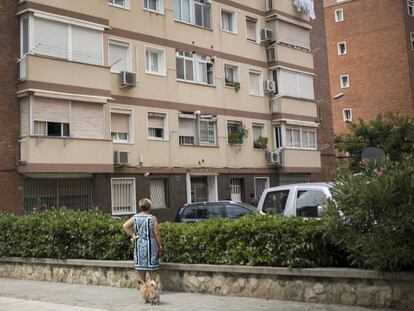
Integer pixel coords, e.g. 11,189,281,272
0,278,390,311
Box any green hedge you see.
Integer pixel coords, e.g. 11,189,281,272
0,209,341,268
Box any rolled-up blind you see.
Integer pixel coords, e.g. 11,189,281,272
72,25,103,65
34,17,68,59
148,113,165,128
179,118,195,136
32,98,70,123
280,69,299,98
298,74,314,100
111,113,129,133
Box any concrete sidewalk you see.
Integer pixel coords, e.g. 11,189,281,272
0,278,390,311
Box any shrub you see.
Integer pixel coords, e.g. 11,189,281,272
323,156,414,271
0,209,340,268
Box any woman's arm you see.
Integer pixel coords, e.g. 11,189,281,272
123,217,136,240
153,216,163,257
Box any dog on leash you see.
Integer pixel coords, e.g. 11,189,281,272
137,279,160,305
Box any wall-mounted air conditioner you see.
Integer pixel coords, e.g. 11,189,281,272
263,80,276,93
114,151,130,166
120,71,137,88
266,150,281,165
261,28,273,43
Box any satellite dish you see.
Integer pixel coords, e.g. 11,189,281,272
361,147,385,164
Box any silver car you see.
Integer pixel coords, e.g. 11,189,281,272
256,183,332,217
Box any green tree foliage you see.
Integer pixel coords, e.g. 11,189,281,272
335,113,414,164
323,156,414,271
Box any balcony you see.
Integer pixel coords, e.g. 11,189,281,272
280,149,321,173
268,44,314,70
270,97,317,120
267,0,311,22
18,54,111,101
18,136,114,173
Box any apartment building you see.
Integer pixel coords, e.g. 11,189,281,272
324,0,414,135
1,0,330,219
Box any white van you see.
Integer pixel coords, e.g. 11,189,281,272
257,183,332,217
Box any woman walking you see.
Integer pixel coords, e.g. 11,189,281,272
123,198,163,283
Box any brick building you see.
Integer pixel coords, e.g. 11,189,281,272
0,0,335,219
324,0,414,135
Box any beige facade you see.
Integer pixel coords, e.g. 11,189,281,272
15,0,324,217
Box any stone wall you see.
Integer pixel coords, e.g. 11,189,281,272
1,258,413,310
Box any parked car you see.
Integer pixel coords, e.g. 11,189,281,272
175,201,256,223
256,183,332,218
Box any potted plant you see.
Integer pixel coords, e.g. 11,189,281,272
228,123,248,145
253,136,268,150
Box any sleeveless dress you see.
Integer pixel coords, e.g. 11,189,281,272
133,212,159,271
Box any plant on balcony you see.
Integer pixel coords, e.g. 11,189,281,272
253,136,268,150
228,123,248,145
225,79,241,92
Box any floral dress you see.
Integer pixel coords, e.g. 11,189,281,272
133,212,159,271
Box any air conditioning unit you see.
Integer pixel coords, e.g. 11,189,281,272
263,80,276,93
120,71,137,88
261,28,273,43
114,151,130,166
266,150,281,165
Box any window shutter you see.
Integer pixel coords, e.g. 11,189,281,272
249,71,261,95
276,21,294,46
246,18,257,41
253,125,263,141
72,25,103,65
293,26,310,50
32,98,70,123
111,113,129,133
280,69,299,98
109,41,128,73
34,17,68,59
298,74,314,100
150,179,167,209
148,113,165,128
179,118,195,136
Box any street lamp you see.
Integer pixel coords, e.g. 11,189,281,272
332,92,344,100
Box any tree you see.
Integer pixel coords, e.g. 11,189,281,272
335,113,414,164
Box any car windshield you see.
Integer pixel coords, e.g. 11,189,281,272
262,190,289,214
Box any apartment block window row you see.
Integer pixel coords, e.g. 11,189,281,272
275,20,310,52
148,112,168,140
409,0,414,16
335,9,344,22
337,42,347,55
178,113,217,146
111,109,132,143
111,178,136,215
20,14,104,65
340,74,350,88
411,32,414,51
343,108,352,122
221,9,237,33
273,125,317,150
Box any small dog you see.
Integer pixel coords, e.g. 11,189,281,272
137,279,160,305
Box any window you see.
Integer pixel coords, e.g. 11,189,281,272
221,9,236,33
285,128,301,148
262,190,290,215
274,126,282,148
301,130,317,149
343,108,352,122
179,114,217,146
108,0,129,9
225,205,251,218
199,116,217,145
278,69,314,100
265,0,273,11
254,177,269,200
28,16,103,65
227,120,244,144
246,16,259,43
145,46,166,75
144,0,164,13
335,9,344,22
111,178,136,215
148,112,168,140
296,190,327,217
252,123,265,149
173,0,211,29
150,179,167,209
111,109,132,143
270,70,279,94
176,50,214,85
109,39,130,73
284,126,317,149
224,64,240,87
276,20,310,51
337,42,347,55
21,17,29,56
411,32,414,51
198,204,223,219
33,121,69,137
340,74,350,88
249,69,263,96
409,0,414,16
